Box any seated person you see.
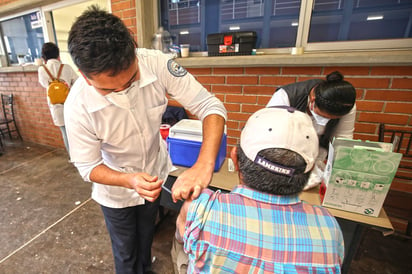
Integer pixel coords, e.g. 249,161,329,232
176,107,344,273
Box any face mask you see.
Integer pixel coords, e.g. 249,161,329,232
309,102,330,126
104,82,137,109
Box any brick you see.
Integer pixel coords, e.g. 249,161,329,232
365,90,412,101
358,113,409,125
196,76,225,84
213,67,244,74
212,85,242,94
228,112,252,122
282,67,322,75
391,78,412,89
227,129,241,138
245,67,280,75
260,76,296,85
227,76,258,85
224,103,241,112
257,95,272,105
243,85,276,95
347,77,390,89
356,101,384,112
123,9,136,18
226,120,240,130
371,66,412,76
111,1,131,12
354,122,378,134
188,68,212,75
324,67,370,76
241,104,262,114
385,102,412,114
226,94,257,104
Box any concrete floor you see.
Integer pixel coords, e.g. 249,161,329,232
0,139,411,273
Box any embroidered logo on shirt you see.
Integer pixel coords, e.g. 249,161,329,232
167,59,187,77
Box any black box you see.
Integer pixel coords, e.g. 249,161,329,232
207,31,257,56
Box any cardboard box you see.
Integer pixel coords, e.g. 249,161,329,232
167,119,227,171
207,31,257,56
321,138,402,217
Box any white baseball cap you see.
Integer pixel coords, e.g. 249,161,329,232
240,106,319,174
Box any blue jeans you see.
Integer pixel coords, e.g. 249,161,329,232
101,198,160,274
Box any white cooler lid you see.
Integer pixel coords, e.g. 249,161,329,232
169,119,227,142
169,119,203,142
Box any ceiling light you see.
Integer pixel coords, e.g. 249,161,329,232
229,26,240,30
367,15,384,21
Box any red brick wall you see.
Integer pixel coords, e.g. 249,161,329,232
1,66,411,150
0,71,63,148
175,66,412,150
111,0,137,42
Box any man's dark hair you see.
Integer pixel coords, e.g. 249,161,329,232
314,71,356,116
237,147,310,195
41,42,59,61
68,5,137,77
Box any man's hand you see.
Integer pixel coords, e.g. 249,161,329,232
171,162,213,202
126,173,163,202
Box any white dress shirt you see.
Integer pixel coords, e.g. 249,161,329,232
64,48,227,208
38,59,79,126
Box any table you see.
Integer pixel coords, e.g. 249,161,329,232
166,158,394,273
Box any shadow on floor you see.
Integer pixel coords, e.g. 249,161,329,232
0,140,175,274
0,140,411,273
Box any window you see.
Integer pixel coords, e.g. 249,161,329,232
309,0,412,42
1,11,44,65
159,0,412,52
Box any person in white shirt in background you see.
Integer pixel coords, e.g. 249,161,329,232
65,5,226,274
38,42,78,155
267,71,356,189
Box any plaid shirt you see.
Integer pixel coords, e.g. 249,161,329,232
184,185,344,273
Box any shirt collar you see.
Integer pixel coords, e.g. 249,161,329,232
137,57,157,88
232,185,301,205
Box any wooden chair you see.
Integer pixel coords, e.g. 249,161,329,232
379,123,412,236
0,94,22,140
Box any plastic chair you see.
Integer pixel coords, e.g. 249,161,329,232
379,123,412,237
0,94,22,140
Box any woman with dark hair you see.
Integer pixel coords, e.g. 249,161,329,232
267,71,356,188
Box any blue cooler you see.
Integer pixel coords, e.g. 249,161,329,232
167,119,226,171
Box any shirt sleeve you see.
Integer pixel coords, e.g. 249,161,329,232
157,54,227,121
332,104,356,139
183,189,218,255
266,88,290,107
38,67,49,88
64,81,104,181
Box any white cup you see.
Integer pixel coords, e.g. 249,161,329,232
180,44,190,58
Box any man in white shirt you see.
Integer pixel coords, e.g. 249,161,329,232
65,6,226,274
38,42,78,154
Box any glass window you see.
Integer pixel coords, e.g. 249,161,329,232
159,0,412,52
1,11,44,65
309,0,412,42
160,0,302,51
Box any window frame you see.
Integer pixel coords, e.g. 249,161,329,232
155,0,412,55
